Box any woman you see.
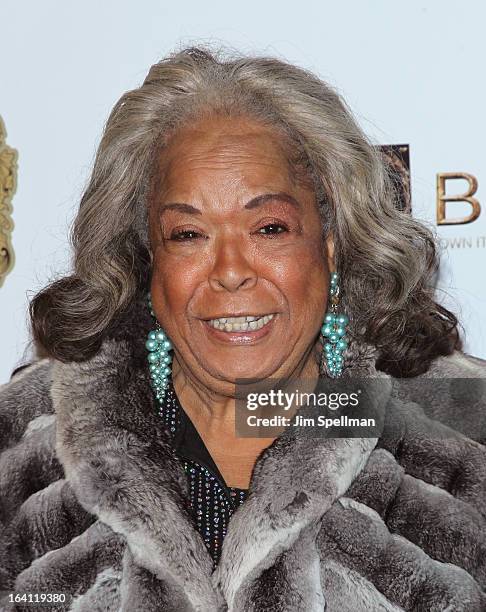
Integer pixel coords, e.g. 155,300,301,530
1,46,485,612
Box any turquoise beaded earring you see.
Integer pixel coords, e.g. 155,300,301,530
320,272,349,378
145,293,173,400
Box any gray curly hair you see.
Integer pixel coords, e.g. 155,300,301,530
30,45,461,376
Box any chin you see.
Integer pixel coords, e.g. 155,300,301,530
203,360,283,385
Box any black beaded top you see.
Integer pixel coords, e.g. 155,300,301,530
157,379,249,568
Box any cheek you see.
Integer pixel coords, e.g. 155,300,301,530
150,255,203,319
269,246,328,313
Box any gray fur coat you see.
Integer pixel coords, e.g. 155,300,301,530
1,306,486,612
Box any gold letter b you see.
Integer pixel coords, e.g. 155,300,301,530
436,172,480,225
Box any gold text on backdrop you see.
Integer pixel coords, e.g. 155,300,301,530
0,115,17,287
436,172,480,225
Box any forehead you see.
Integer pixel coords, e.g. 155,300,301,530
152,115,298,196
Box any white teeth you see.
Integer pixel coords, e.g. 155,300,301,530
207,314,275,332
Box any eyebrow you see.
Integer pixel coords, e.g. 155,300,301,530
157,192,302,216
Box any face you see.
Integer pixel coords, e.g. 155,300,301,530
149,114,334,395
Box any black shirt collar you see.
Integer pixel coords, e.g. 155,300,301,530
166,379,248,494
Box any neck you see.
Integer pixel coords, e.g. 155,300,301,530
170,340,321,488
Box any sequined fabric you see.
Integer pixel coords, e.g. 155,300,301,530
157,379,248,567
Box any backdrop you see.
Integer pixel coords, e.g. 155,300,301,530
1,0,485,383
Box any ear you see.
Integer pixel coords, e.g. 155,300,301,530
325,232,335,273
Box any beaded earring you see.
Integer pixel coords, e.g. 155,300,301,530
145,293,173,400
320,271,349,378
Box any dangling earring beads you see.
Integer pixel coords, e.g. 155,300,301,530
320,272,349,378
145,293,173,400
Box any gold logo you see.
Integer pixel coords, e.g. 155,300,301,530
436,172,481,225
0,115,17,287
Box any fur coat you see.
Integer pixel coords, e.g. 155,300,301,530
1,304,486,612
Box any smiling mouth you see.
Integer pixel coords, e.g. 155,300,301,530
206,314,275,332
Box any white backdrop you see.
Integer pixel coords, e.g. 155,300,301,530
1,0,485,383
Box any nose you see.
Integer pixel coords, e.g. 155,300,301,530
208,235,258,293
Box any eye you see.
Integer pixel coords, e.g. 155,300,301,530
168,229,204,241
256,223,289,236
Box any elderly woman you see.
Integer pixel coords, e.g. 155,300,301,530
1,46,486,612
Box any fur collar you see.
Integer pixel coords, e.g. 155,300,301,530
51,298,392,609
